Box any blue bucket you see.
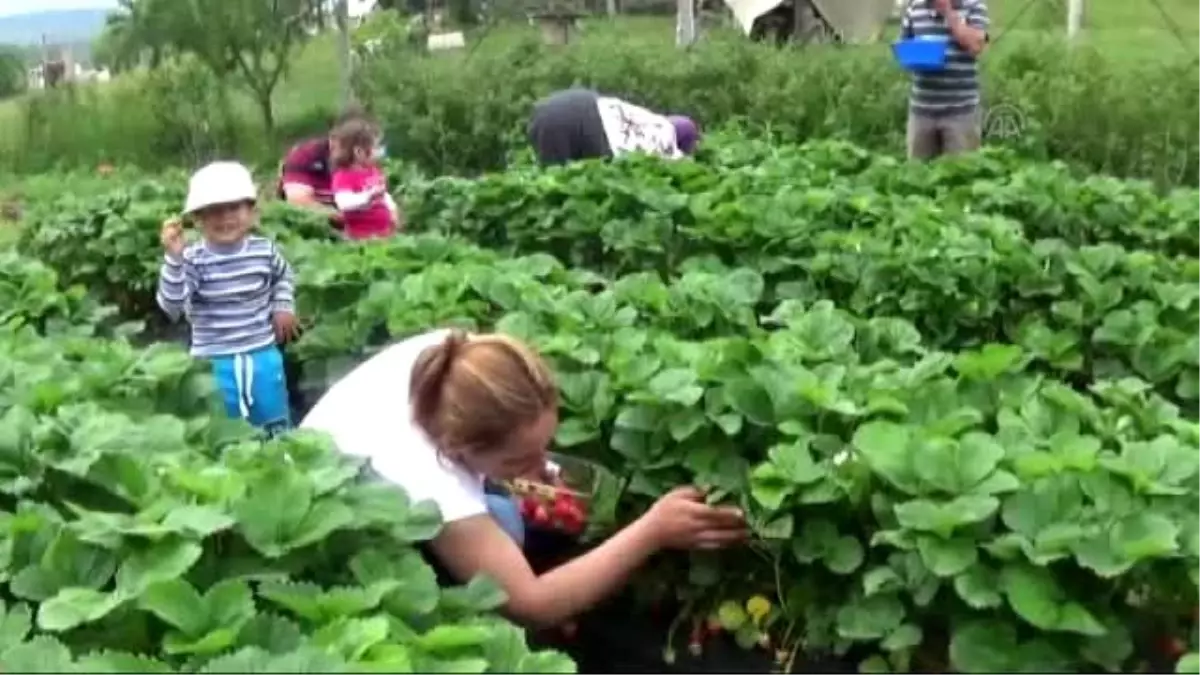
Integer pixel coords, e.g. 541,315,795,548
892,35,950,72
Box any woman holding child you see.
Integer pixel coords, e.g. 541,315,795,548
277,106,400,235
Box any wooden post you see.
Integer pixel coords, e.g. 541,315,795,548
1067,0,1083,39
676,0,696,45
336,0,353,109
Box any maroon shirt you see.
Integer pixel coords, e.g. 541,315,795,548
278,138,334,206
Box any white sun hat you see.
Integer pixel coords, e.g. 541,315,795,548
184,161,258,214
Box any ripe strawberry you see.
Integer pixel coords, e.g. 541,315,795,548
1160,636,1186,658
560,515,584,536
552,498,576,521
531,504,550,527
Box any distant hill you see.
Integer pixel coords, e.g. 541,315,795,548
0,9,109,47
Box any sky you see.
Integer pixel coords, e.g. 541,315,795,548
0,0,118,18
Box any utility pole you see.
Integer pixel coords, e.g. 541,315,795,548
1066,0,1082,40
335,0,353,109
675,0,695,45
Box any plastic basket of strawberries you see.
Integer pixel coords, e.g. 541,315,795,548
503,452,612,538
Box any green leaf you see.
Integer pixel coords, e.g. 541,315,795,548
881,623,923,651
116,538,203,595
949,619,1018,673
516,651,577,673
1176,652,1200,674
648,368,704,406
852,421,918,494
893,495,999,536
749,463,792,511
836,593,905,641
138,579,208,636
37,587,126,632
826,536,865,575
953,565,1002,609
160,505,236,537
999,563,1105,636
768,439,825,485
414,625,492,652
916,535,978,577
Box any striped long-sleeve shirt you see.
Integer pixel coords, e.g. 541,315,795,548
156,236,296,358
901,0,990,118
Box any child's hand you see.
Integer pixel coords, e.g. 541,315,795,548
272,311,301,343
161,218,185,257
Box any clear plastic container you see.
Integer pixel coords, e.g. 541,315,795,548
504,452,616,536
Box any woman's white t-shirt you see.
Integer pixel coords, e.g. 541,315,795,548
595,96,682,161
299,329,489,523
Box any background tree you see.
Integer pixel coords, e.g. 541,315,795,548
97,0,321,134
0,47,26,99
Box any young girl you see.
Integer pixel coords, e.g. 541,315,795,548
330,118,401,240
157,161,298,437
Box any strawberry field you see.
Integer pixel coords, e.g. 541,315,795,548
2,134,1198,674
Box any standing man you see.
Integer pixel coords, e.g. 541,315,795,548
899,0,989,160
527,88,700,167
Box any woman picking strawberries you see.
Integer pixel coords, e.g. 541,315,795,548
300,328,746,627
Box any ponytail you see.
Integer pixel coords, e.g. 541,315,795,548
408,330,558,455
410,330,470,442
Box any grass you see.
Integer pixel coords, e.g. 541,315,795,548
0,0,1194,174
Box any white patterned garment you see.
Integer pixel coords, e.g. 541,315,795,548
595,96,682,160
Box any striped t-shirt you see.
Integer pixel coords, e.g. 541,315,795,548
901,0,989,117
156,236,296,358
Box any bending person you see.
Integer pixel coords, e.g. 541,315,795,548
300,329,746,627
276,106,385,225
528,88,701,167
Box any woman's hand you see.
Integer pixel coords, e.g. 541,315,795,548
640,486,747,550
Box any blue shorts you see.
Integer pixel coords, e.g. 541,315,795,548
210,345,291,436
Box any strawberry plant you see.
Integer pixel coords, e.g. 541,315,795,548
7,134,1198,673
0,277,576,672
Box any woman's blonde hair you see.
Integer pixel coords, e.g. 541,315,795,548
410,330,558,455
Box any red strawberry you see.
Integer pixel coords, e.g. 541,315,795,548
531,504,550,527
552,498,576,521
1157,635,1186,658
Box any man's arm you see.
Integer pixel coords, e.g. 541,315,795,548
282,182,343,226
940,0,988,56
